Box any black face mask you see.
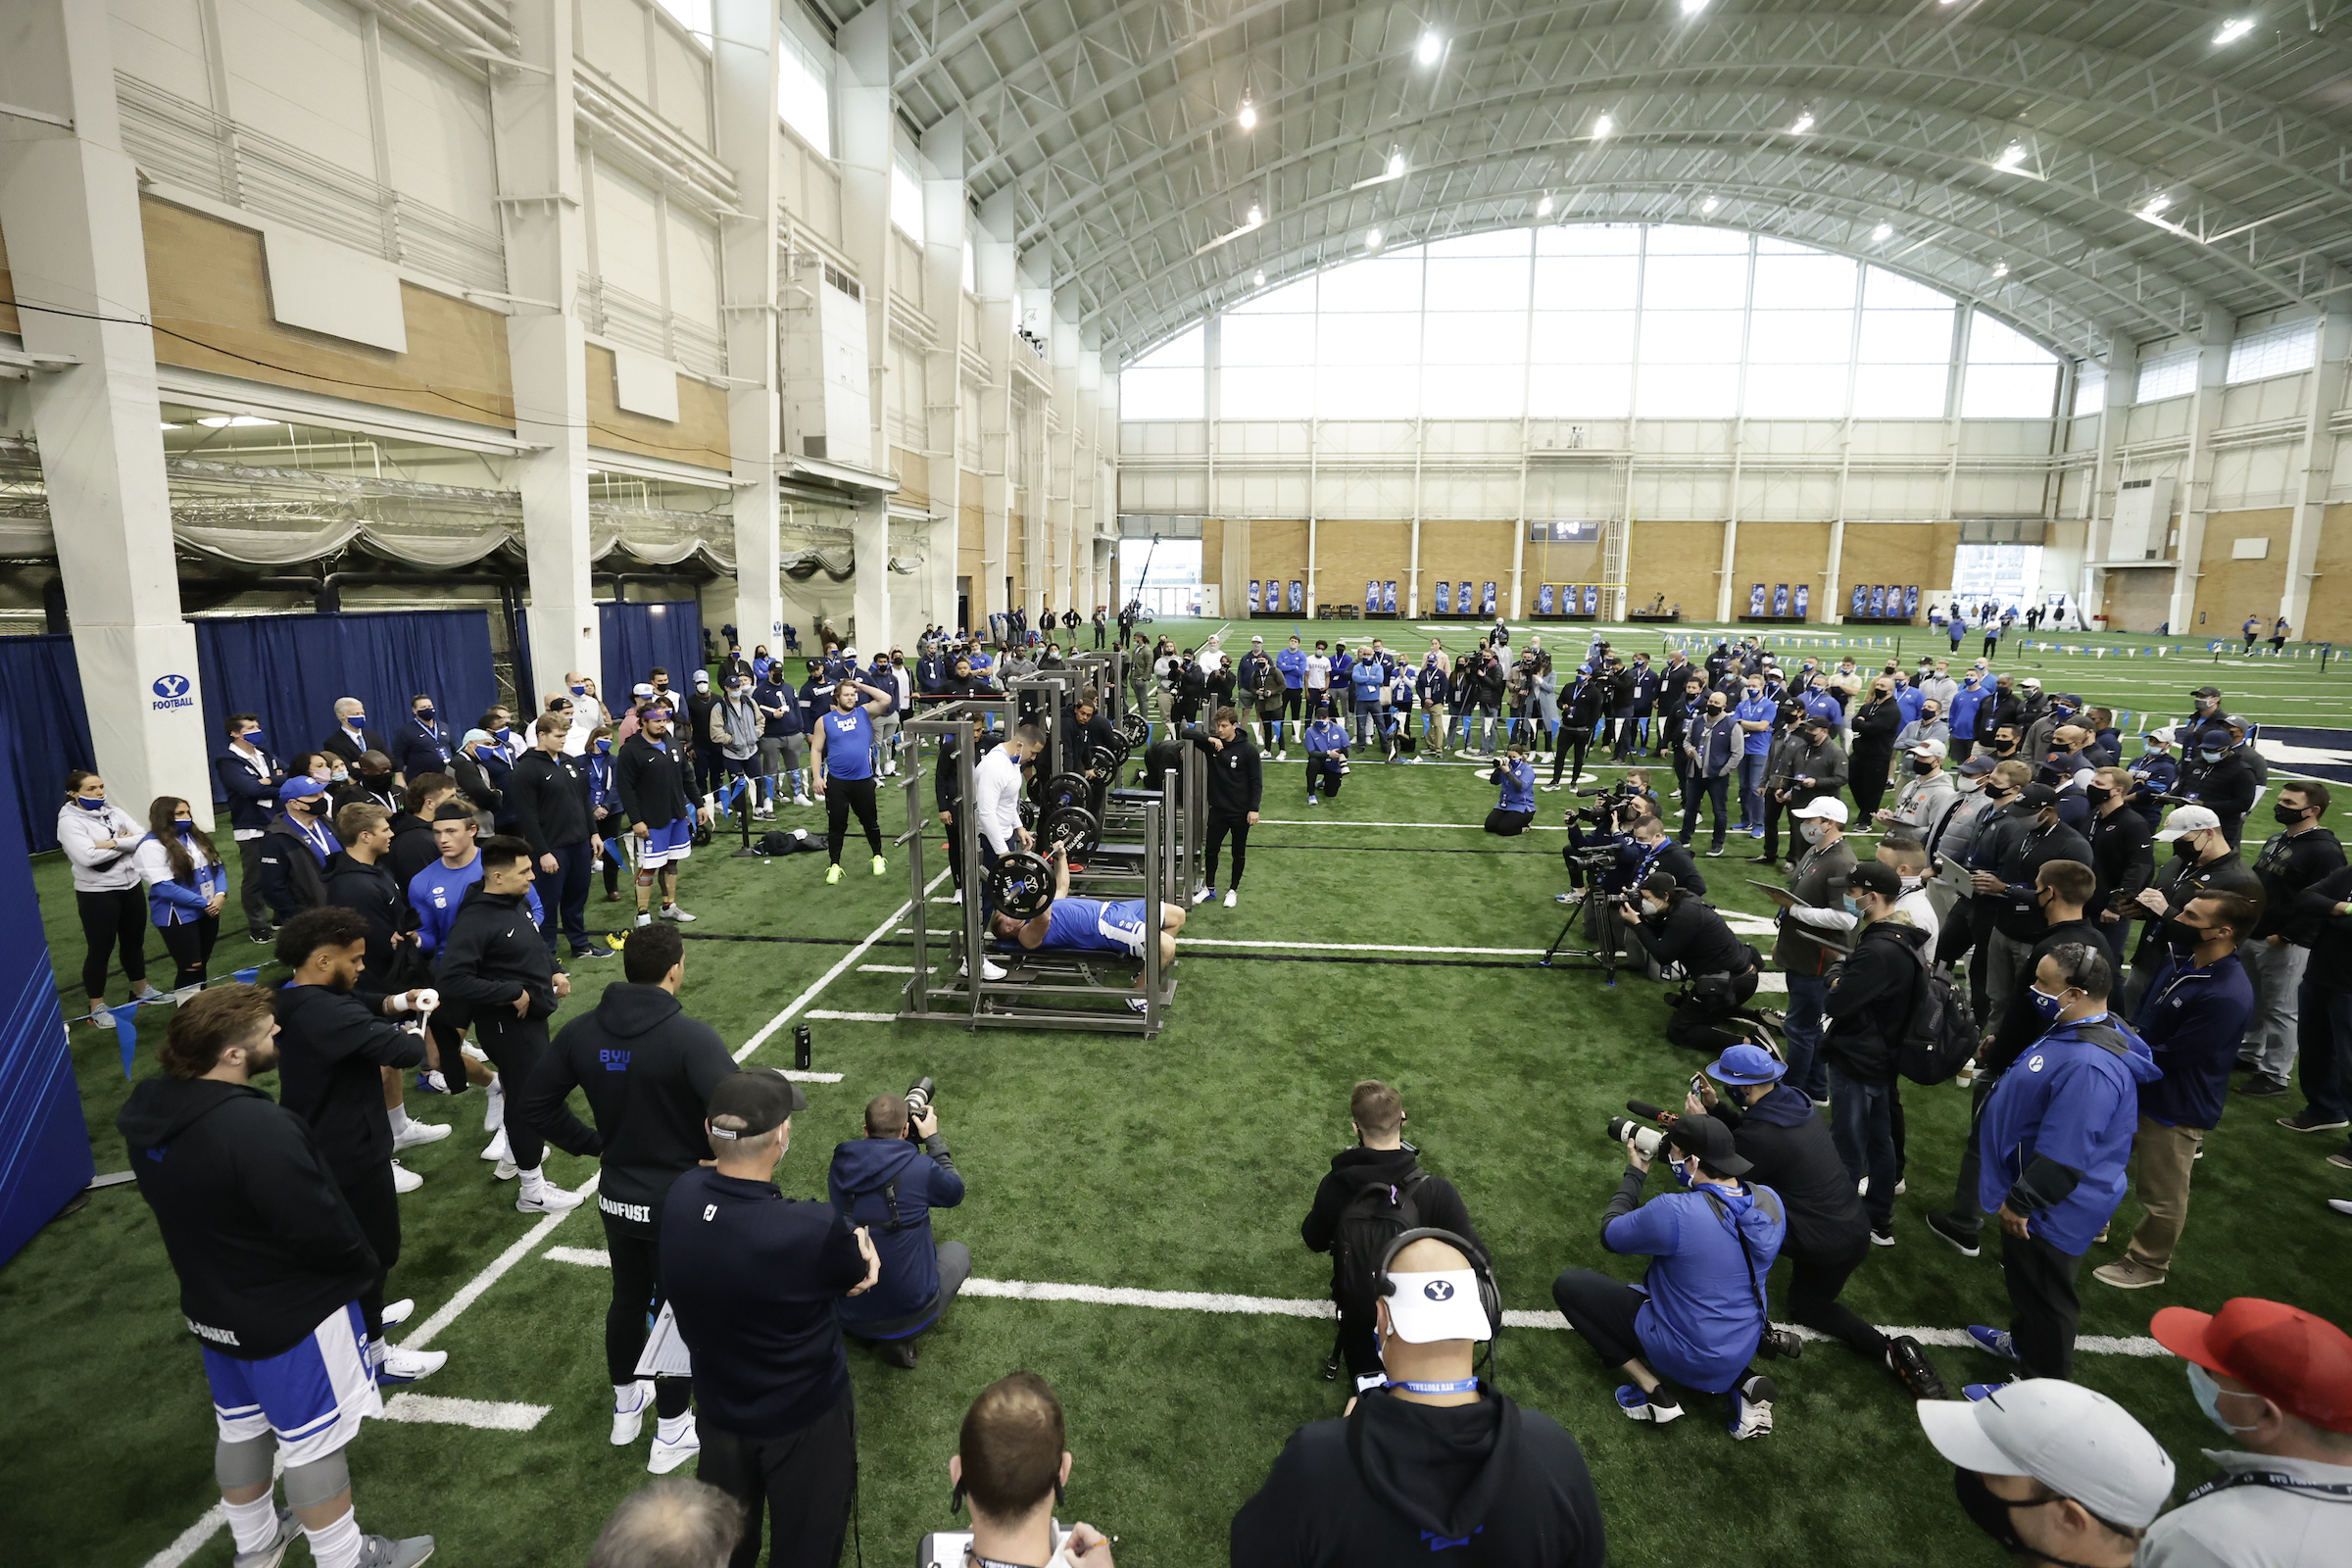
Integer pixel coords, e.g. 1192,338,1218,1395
1911,757,1936,775
1950,1468,2111,1568
2086,786,2113,808
2274,803,2308,825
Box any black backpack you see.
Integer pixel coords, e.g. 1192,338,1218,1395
1895,942,1976,1085
1331,1169,1430,1321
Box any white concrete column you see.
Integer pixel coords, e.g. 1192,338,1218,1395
1715,420,1744,621
2281,305,2350,636
1050,303,1081,615
495,0,596,698
2166,306,2234,635
919,113,966,635
975,193,1016,627
0,0,209,814
1074,344,1102,616
2081,330,2138,621
853,495,891,650
713,0,781,652
837,1,892,476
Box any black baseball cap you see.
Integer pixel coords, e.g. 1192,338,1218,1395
2019,782,2060,809
1666,1112,1752,1176
707,1068,806,1138
1848,860,1901,900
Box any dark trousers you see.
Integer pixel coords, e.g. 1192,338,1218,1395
1782,1235,1886,1362
1759,795,1788,862
2296,977,2352,1131
2000,1229,2086,1379
1205,811,1251,889
473,1012,552,1169
1682,772,1731,849
699,1396,858,1568
604,1218,692,1417
1656,967,1759,1053
1547,728,1591,788
1828,1066,1899,1231
840,1240,971,1342
602,840,622,896
75,886,148,1001
340,1162,400,1344
158,915,220,990
537,841,594,956
1306,758,1344,797
1332,1287,1382,1379
236,839,271,936
1550,1268,1646,1369
824,776,882,864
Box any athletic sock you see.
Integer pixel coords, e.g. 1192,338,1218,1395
656,1412,695,1445
387,1104,411,1135
613,1381,649,1411
516,1165,546,1199
304,1510,364,1568
222,1494,280,1554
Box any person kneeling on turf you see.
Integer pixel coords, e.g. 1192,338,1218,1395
1618,874,1761,1048
990,846,1184,1004
1484,745,1537,835
1551,1113,1788,1439
1232,1234,1608,1568
1303,702,1348,805
828,1090,969,1369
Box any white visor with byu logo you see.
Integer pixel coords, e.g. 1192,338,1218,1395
1384,1269,1490,1344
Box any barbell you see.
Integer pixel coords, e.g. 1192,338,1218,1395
987,850,1057,921
1039,803,1102,856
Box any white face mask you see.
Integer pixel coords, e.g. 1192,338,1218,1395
1798,820,1826,845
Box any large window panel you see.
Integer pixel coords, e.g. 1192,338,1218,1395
1961,315,2059,417
1120,368,1203,420
1534,253,1641,303
1316,366,1420,418
1428,230,1533,259
1747,311,1853,364
1646,225,1749,254
1644,252,1748,302
1317,314,1423,368
1637,364,1739,418
1640,310,1743,364
1745,362,1850,417
1422,365,1524,418
1427,255,1532,309
1528,364,1633,418
1538,224,1642,256
1851,363,1949,417
1231,274,1318,315
1750,252,1857,312
890,151,924,243
2136,348,2199,403
1317,255,1424,314
1857,308,1956,363
1864,266,1949,310
2228,319,2318,383
1422,313,1526,367
1221,313,1316,367
1220,367,1316,419
1531,311,1638,365
778,18,832,158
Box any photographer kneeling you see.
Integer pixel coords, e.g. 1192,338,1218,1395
1618,874,1760,1051
1689,1045,1948,1398
828,1088,968,1369
1550,1115,1788,1439
1484,745,1536,835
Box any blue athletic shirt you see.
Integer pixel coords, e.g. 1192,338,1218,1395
409,852,546,954
1041,897,1147,955
821,707,874,780
1734,695,1777,757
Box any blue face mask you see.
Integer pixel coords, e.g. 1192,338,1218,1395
346,715,367,730
2186,1362,2261,1436
496,727,514,742
1671,1158,1697,1189
2029,985,2069,1022
594,739,612,755
242,729,264,745
173,818,194,834
2200,747,2226,763
1841,895,1862,915
74,797,106,812
568,684,586,697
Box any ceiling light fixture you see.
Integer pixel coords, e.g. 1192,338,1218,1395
2139,192,2174,220
1388,151,1406,178
1872,221,1892,241
1681,0,1710,13
2214,17,2255,44
1366,226,1384,250
1247,203,1263,226
1592,113,1614,137
1237,97,1256,130
1536,193,1554,218
1700,194,1719,215
1415,31,1443,66
1992,260,2009,278
1253,270,1265,286
1995,141,2027,170
1789,111,1815,134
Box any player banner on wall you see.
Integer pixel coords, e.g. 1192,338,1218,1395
1366,580,1380,613
1288,579,1303,612
1773,584,1789,616
1383,581,1397,612
1749,583,1768,615
1248,580,1261,612
1581,585,1598,614
1850,584,1870,616
1904,585,1920,616
1869,585,1887,616
1537,584,1555,614
1481,582,1497,614
1792,585,1810,617
1435,580,1452,613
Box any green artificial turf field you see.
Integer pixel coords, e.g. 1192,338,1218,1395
5,615,2347,1567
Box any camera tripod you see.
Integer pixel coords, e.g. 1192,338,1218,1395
1538,879,1623,983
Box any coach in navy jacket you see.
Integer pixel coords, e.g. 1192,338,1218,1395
827,1095,967,1360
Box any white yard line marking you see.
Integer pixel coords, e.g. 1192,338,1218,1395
961,1276,2165,1354
1256,817,1569,831
143,1506,229,1568
1182,938,1550,956
804,1009,899,1022
378,1395,552,1432
733,871,951,1063
858,963,925,973
544,1247,612,1267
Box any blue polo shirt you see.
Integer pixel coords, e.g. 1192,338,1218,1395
1734,695,1776,757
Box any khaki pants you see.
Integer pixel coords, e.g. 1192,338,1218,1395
2124,1115,2205,1274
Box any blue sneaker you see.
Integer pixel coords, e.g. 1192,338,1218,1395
1616,1385,1685,1424
1962,1380,2015,1402
414,1070,450,1096
1730,821,1750,833
1750,825,1764,839
1967,1326,2021,1364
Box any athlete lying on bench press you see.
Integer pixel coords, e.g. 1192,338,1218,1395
987,845,1185,1003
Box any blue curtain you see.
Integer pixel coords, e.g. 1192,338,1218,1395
0,636,97,853
194,610,498,795
597,601,706,703
0,714,90,1266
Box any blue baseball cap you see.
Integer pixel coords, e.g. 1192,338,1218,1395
276,777,328,805
1705,1044,1787,1086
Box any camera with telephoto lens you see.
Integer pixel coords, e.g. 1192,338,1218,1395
904,1076,937,1140
1604,1099,1679,1160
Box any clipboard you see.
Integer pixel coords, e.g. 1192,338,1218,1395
634,1300,693,1379
1747,880,1800,907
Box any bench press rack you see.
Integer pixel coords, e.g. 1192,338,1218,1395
895,700,1178,1037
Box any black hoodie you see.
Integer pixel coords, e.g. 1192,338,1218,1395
1229,1387,1606,1568
319,851,420,1004
1184,724,1264,816
273,983,427,1184
435,885,564,1021
1823,920,1930,1084
517,982,737,1233
1301,1147,1481,1292
117,1077,377,1359
1706,1084,1869,1258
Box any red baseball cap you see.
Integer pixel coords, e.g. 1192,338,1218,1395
2151,1298,2352,1435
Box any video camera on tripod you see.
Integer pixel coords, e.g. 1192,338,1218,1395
1568,781,1642,832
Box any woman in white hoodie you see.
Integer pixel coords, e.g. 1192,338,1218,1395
132,795,228,999
56,770,159,1021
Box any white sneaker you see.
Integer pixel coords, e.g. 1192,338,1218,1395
959,958,1008,981
612,1380,654,1446
381,1298,414,1328
515,1180,583,1213
793,795,813,808
480,1127,512,1164
1729,1374,1777,1440
1223,889,1239,908
483,1077,506,1134
648,1414,700,1474
391,1119,452,1152
390,1160,422,1194
1192,886,1215,906
376,1343,447,1384
660,904,696,922
493,1157,517,1181
2329,1199,2352,1216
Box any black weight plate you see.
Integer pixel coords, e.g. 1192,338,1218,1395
1115,711,1150,746
988,851,1055,920
1085,742,1125,776
1041,805,1101,855
1040,772,1093,813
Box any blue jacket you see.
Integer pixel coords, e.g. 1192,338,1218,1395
828,1135,965,1331
1494,759,1536,812
1602,1177,1788,1394
215,748,282,833
1689,711,1740,777
393,717,454,779
139,831,229,927
2132,953,2256,1129
1304,719,1348,759
1349,660,1386,704
1948,678,1989,738
1331,652,1354,690
1276,648,1306,689
1797,688,1844,729
1975,1013,2162,1253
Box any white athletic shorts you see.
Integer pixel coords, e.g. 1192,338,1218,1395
203,1300,380,1466
640,815,695,868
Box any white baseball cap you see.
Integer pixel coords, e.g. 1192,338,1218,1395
2157,804,2221,841
1382,1270,1492,1344
1910,738,1949,759
1917,1379,2175,1530
1790,797,1850,823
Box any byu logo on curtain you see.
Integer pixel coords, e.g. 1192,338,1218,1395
150,673,195,711
1423,1279,1455,1301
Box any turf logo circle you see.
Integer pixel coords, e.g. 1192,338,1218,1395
1422,1279,1455,1301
